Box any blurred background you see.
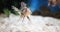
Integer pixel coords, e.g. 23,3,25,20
0,0,60,19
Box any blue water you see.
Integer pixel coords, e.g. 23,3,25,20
29,0,39,12
27,0,60,12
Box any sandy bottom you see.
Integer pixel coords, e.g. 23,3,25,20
0,14,60,32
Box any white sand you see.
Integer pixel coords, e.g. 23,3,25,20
0,14,60,32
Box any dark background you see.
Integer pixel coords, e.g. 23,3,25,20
0,0,60,19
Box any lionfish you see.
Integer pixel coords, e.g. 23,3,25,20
12,2,32,22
